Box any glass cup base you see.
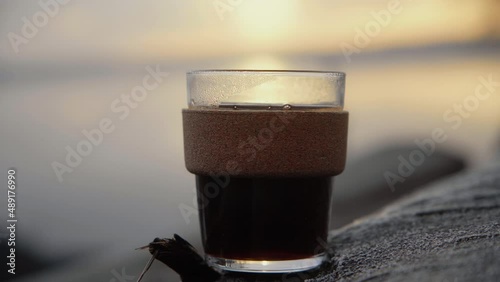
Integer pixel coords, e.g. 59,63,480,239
206,254,326,273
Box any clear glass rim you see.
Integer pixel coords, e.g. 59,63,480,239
187,69,346,77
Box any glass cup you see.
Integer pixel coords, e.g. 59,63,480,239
182,70,348,273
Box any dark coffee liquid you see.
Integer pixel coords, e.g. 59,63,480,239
196,176,333,260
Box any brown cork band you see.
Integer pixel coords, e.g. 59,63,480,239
183,108,348,178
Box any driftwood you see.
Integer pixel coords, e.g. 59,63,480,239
142,158,500,282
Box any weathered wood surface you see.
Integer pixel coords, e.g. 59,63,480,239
221,159,500,282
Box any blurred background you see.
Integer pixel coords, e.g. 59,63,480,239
1,0,499,281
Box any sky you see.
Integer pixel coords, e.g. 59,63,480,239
0,0,499,64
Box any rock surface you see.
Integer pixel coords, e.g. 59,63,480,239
331,146,466,228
